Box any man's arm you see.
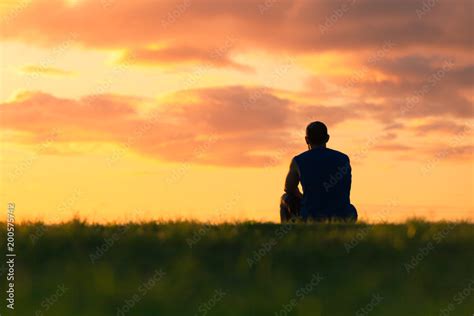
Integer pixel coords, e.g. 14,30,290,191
342,156,352,204
284,158,302,197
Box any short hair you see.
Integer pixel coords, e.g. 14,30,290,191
306,121,329,145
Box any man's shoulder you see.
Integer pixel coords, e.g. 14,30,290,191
293,150,311,163
294,148,350,161
325,148,350,161
293,150,308,160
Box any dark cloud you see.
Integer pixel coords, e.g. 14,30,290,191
3,0,472,54
337,56,474,122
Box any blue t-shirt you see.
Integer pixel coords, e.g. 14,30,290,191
293,147,352,219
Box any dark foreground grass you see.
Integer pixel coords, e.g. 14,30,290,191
1,221,473,316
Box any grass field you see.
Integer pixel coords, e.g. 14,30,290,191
1,220,473,316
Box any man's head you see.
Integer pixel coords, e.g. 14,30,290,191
305,121,329,148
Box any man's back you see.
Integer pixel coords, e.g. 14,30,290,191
281,121,357,222
293,147,353,220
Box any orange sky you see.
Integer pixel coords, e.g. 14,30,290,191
0,0,473,223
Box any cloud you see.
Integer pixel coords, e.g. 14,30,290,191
413,119,472,135
118,46,253,72
373,143,414,152
3,0,472,55
0,91,139,138
0,87,354,166
424,145,474,161
2,85,472,165
330,56,474,122
21,65,74,76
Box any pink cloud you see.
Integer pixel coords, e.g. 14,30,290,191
2,86,471,166
1,88,345,166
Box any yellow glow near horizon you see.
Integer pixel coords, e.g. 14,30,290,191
1,1,472,223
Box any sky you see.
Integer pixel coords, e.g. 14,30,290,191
0,0,472,223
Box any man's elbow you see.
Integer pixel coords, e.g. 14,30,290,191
285,187,302,198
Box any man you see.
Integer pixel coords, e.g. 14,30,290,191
281,121,357,222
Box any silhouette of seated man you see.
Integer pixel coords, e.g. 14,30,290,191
281,121,357,222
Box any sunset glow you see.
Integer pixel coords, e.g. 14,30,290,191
1,0,472,223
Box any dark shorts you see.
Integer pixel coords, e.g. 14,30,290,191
280,193,358,223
